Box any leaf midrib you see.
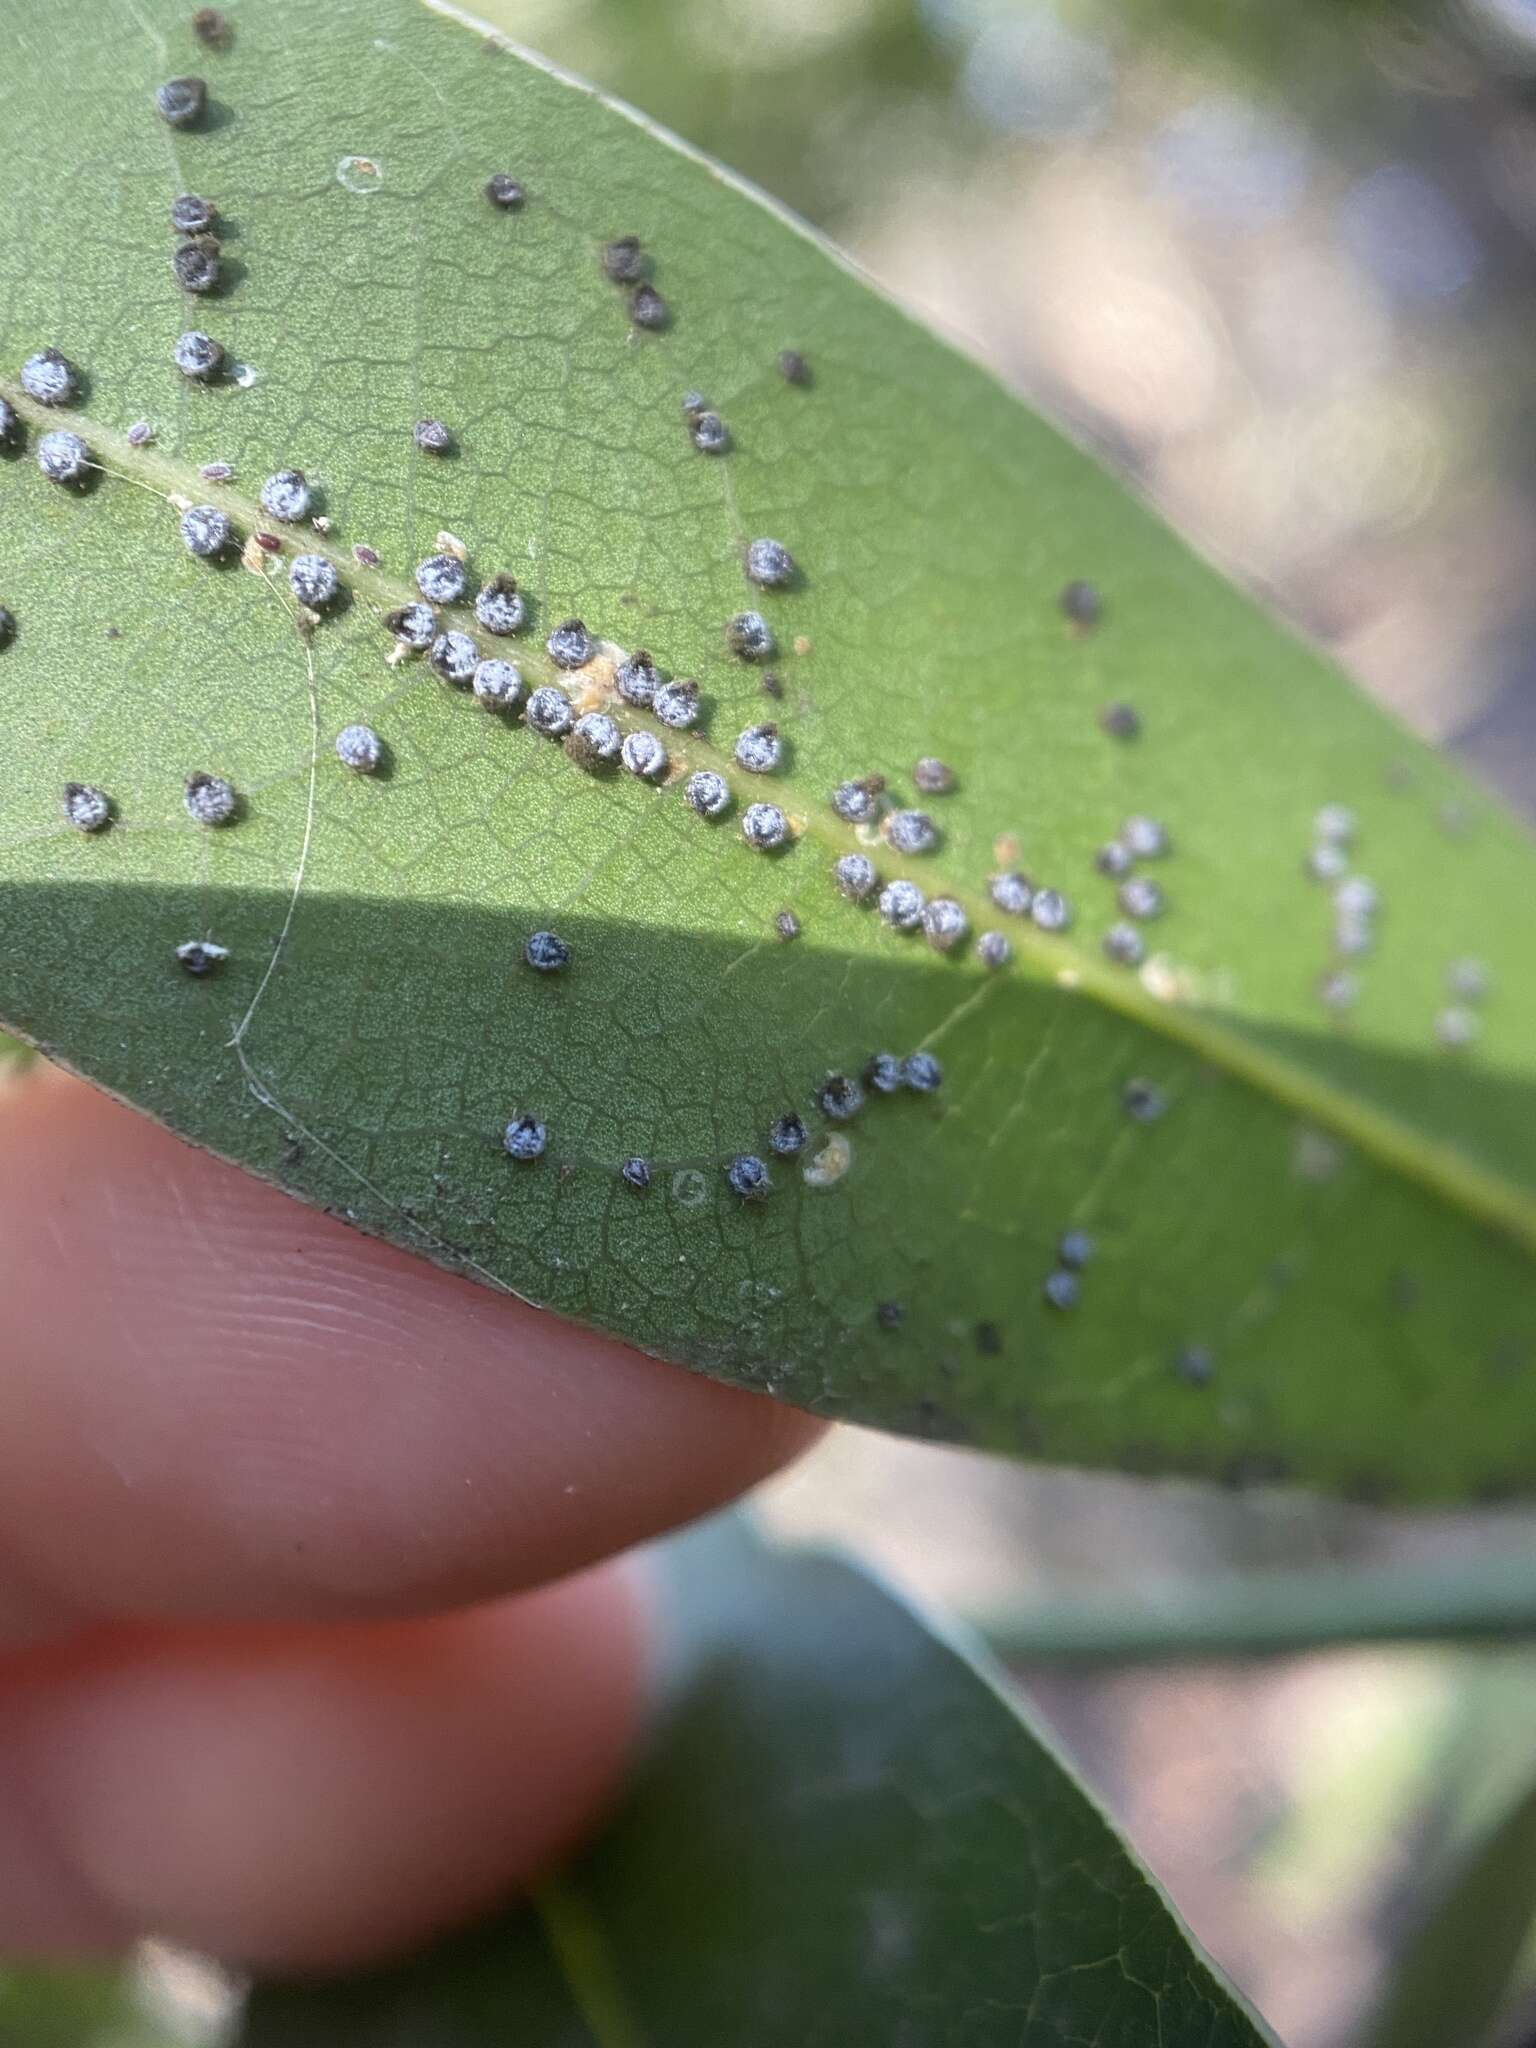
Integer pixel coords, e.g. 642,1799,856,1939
7,377,1535,1261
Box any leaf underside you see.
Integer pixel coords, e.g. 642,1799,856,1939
241,1516,1275,2048
2,0,1535,1499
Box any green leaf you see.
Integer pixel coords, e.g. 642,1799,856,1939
239,1517,1275,2047
2,0,1535,1498
1361,1767,1536,2048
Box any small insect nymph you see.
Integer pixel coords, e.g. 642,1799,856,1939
174,330,223,380
386,602,437,648
484,172,525,209
37,430,90,483
472,658,523,711
63,783,111,833
334,723,383,772
184,771,237,825
689,409,728,454
414,418,452,454
290,554,339,609
475,576,526,635
155,75,207,127
745,538,795,588
684,770,732,818
621,1156,652,1190
629,283,669,329
416,553,467,605
777,348,810,385
741,801,789,849
833,852,878,900
260,471,312,523
525,930,571,972
912,757,955,795
21,349,78,405
602,236,645,283
429,630,479,685
180,504,232,557
503,1115,548,1161
546,618,594,669
525,684,574,737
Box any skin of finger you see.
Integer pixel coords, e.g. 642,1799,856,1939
0,1065,823,1634
0,1557,646,1971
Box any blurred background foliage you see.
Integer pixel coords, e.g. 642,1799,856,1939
15,0,1536,2040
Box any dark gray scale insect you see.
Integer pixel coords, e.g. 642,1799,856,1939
629,283,668,330
615,650,660,706
525,684,574,737
726,611,774,660
883,809,938,856
621,1156,652,1191
192,7,230,43
0,606,14,647
155,74,206,126
1095,841,1132,878
547,618,594,669
386,602,437,649
429,630,479,685
976,930,1012,970
735,724,782,774
1060,580,1102,627
63,782,111,833
770,1113,809,1154
335,723,383,773
863,1052,903,1095
1122,815,1169,859
684,770,732,818
173,239,221,294
902,1051,942,1093
620,729,668,779
690,410,728,454
290,554,339,609
1174,1345,1215,1387
1122,1077,1167,1122
603,235,645,283
525,930,571,972
484,172,525,209
775,910,801,942
1058,1230,1094,1270
0,398,17,445
472,658,523,711
682,390,708,415
174,330,223,379
833,852,878,900
878,879,925,930
726,1154,772,1201
816,1072,864,1122
875,1300,905,1329
1118,877,1164,920
745,538,795,588
923,898,968,951
416,553,467,605
184,771,237,825
653,678,700,729
414,418,452,454
1043,1270,1080,1311
989,871,1032,917
171,193,216,234
912,757,955,795
1099,702,1141,740
475,576,526,635
778,348,810,385
832,777,884,825
37,430,90,483
741,801,789,850
1102,922,1146,967
176,939,228,976
21,348,78,405
503,1115,548,1161
1030,889,1072,932
568,711,622,769
180,504,231,557
260,470,311,523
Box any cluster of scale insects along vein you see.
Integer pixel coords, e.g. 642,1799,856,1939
0,6,1492,1359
